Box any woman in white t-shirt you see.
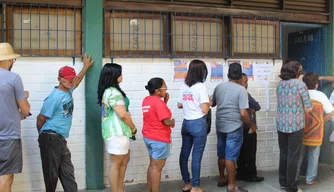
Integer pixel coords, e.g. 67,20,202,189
177,59,211,192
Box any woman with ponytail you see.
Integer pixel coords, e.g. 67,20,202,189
142,77,175,192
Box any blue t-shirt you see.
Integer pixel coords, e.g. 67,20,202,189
40,87,74,138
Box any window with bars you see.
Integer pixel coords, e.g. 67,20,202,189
1,2,82,57
104,9,280,59
104,10,167,57
171,13,229,58
231,17,280,58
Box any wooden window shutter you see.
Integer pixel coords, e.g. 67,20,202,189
171,0,229,5
232,0,281,10
284,0,328,13
2,0,82,6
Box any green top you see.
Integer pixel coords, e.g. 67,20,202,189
124,97,130,112
101,87,132,140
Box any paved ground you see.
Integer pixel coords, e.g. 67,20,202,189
84,164,334,192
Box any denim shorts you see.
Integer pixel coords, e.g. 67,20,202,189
144,137,170,160
217,127,243,161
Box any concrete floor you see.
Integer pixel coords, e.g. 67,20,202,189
84,164,334,192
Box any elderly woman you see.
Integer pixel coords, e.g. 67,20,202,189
276,59,312,192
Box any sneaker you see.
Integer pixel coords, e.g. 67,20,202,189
244,176,264,182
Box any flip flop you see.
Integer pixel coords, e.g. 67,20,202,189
217,179,228,187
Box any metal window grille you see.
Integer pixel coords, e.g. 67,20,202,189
104,8,280,59
0,2,82,57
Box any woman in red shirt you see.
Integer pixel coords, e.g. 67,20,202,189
142,77,175,192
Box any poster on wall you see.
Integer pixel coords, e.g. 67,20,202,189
173,60,188,81
242,61,254,80
253,62,273,85
210,61,224,82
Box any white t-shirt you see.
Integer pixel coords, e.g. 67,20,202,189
329,90,334,121
309,90,334,114
330,90,334,105
178,82,209,120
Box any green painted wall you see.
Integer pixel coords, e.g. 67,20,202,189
324,2,334,166
84,0,104,189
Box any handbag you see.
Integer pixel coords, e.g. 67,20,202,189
206,108,212,135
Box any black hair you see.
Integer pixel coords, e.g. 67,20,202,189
279,59,302,80
97,63,126,106
242,73,247,76
228,63,242,80
184,59,208,87
145,77,164,95
302,72,319,90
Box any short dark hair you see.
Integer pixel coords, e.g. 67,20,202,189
242,73,247,77
145,77,164,95
302,72,319,90
185,59,208,87
228,63,242,80
279,59,302,80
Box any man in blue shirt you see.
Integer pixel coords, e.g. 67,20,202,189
36,54,93,192
236,73,264,182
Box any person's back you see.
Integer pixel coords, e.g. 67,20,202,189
0,70,26,139
214,81,248,133
276,79,310,133
0,42,29,192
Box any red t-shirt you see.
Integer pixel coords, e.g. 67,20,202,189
142,96,172,143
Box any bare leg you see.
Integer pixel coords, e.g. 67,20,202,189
109,154,126,192
147,156,153,192
0,174,14,192
118,150,130,192
226,159,240,190
218,157,227,182
148,157,167,192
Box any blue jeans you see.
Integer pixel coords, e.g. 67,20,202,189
297,145,321,184
179,116,207,188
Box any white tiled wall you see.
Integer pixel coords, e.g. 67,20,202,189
102,58,283,187
11,57,86,192
10,57,282,191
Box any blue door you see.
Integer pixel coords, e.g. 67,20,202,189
288,27,331,164
288,28,325,78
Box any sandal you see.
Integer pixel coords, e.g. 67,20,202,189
307,180,319,187
217,179,228,187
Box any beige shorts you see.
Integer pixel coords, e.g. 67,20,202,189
105,135,130,155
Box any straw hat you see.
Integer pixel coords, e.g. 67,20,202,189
0,42,20,61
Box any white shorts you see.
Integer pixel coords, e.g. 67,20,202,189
105,135,130,155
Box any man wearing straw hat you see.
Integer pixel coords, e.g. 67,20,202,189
0,42,30,191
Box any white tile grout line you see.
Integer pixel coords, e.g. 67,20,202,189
262,181,281,192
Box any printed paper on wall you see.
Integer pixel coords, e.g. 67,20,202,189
173,60,188,81
211,61,224,82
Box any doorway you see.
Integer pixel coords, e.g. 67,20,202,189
281,22,332,164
